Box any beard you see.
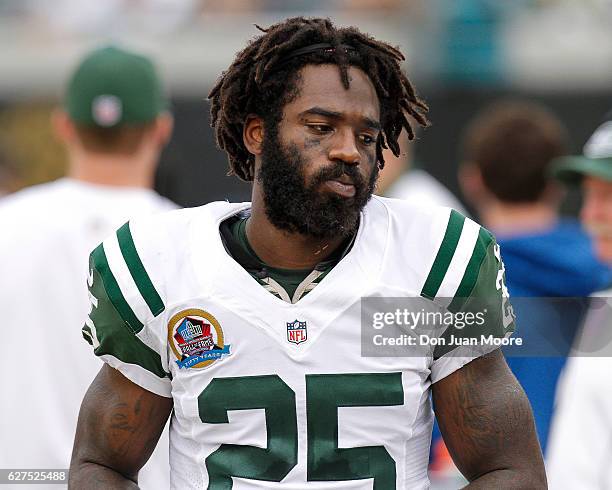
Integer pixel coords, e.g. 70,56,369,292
257,127,378,239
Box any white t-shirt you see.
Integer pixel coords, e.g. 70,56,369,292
546,288,612,489
0,178,176,489
385,169,467,215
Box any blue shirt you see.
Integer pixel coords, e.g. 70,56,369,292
499,220,611,452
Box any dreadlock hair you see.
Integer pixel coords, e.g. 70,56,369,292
209,17,429,181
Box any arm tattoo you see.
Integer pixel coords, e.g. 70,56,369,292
70,365,172,489
432,349,546,488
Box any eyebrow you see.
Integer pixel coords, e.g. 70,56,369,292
300,107,382,131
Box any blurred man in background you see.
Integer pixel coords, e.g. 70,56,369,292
547,112,612,488
458,100,610,452
0,46,175,488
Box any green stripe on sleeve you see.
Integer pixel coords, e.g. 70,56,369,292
420,210,465,299
433,230,514,360
85,250,169,379
82,326,93,343
117,222,165,317
448,227,494,312
91,243,144,333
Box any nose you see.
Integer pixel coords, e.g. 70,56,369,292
328,129,360,166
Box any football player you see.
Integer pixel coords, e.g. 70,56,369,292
70,17,545,489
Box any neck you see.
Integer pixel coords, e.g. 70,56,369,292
478,200,558,236
68,152,154,189
246,187,351,269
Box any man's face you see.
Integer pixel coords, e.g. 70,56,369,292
257,64,381,239
581,175,612,262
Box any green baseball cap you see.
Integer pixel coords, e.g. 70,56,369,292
551,118,612,184
65,45,167,127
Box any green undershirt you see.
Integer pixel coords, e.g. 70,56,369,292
223,216,353,302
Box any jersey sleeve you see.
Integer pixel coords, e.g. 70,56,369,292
420,211,516,383
82,221,172,397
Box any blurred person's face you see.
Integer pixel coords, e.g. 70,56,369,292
250,64,380,239
581,176,612,262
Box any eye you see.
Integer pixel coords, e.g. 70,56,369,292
307,124,333,134
359,134,376,146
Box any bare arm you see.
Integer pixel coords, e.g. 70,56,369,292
432,349,546,489
69,364,173,489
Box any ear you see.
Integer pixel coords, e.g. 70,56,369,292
153,112,174,147
51,109,77,146
458,162,487,207
243,114,264,157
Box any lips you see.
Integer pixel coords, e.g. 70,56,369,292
324,179,356,198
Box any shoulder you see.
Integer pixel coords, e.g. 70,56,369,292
375,196,507,313
372,196,489,275
373,194,462,227
150,193,179,212
91,200,250,302
123,200,249,250
84,201,249,395
96,201,234,269
368,203,515,381
365,197,497,299
0,180,66,218
0,180,77,250
368,195,457,239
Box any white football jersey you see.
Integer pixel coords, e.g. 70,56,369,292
84,196,513,489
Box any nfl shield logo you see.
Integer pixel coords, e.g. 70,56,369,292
287,319,307,345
